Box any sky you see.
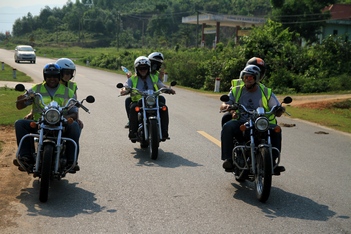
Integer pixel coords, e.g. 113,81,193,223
0,0,69,33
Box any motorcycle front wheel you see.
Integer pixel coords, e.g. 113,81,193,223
149,119,159,160
255,147,272,203
39,144,53,202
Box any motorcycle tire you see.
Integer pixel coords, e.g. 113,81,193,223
39,144,53,203
149,119,159,160
255,147,272,203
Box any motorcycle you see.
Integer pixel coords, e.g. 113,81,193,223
14,84,95,202
117,81,176,160
220,94,292,202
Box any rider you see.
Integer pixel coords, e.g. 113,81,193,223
120,56,175,142
124,52,166,128
222,57,267,126
56,58,84,129
148,51,165,80
13,63,81,173
220,64,286,175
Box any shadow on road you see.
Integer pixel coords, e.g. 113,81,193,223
132,147,202,168
231,182,349,221
16,179,110,217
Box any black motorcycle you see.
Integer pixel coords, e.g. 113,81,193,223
220,94,292,202
15,84,95,202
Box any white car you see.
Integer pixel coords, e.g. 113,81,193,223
14,45,36,63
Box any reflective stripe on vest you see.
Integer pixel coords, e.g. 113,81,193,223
232,84,276,124
68,81,77,93
32,83,71,120
130,75,159,102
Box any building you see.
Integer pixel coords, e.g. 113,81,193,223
321,4,351,41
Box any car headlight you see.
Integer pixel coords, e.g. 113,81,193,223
44,109,60,124
146,96,156,106
255,117,269,132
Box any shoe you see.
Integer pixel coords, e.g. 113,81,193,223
128,131,138,142
13,155,34,172
66,162,80,174
273,166,285,175
223,159,234,172
125,122,129,128
161,133,170,142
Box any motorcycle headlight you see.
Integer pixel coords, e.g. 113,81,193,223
146,96,156,106
255,117,269,132
44,109,60,125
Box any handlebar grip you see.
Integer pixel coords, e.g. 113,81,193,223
80,104,90,113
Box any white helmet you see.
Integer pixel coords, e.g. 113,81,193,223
240,65,261,83
56,58,76,78
134,56,151,75
148,52,164,72
148,52,164,63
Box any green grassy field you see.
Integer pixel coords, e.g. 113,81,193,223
0,63,32,82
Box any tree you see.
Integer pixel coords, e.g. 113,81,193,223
270,0,336,43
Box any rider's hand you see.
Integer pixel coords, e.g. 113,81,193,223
24,112,33,120
120,88,129,96
275,106,286,117
220,103,229,112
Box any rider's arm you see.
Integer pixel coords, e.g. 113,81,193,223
269,93,285,117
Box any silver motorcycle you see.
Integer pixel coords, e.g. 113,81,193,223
117,81,176,159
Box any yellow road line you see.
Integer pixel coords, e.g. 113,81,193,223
197,131,221,147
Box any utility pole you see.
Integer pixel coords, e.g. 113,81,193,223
196,11,199,48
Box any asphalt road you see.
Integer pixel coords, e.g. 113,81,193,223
1,49,351,234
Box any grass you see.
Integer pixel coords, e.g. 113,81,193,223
0,62,32,82
0,87,31,125
285,101,351,134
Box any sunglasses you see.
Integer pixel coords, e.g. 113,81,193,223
243,75,254,80
138,67,148,71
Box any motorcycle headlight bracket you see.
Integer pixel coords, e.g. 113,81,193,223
255,117,269,132
44,109,60,125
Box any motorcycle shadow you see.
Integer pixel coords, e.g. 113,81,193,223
16,179,108,217
132,148,202,168
231,182,342,221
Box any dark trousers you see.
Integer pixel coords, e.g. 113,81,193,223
15,119,81,162
221,119,281,161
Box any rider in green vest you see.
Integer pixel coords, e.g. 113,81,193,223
56,58,84,129
120,56,175,142
220,64,286,175
14,63,81,173
222,57,268,126
123,52,166,129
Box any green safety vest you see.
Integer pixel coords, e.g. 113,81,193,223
130,74,159,102
31,83,73,121
68,81,77,93
231,84,277,124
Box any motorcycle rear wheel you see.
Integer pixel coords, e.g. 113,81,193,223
39,144,53,203
149,119,159,160
255,147,272,203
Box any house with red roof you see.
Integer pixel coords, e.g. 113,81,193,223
321,4,351,41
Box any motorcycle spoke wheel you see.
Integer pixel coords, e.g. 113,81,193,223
149,119,159,160
39,144,53,203
255,147,272,203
